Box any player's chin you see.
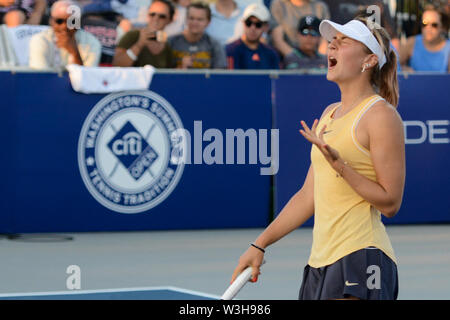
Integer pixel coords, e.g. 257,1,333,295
326,70,337,82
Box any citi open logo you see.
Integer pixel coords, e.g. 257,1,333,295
78,91,184,214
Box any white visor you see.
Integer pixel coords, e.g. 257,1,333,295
319,19,386,69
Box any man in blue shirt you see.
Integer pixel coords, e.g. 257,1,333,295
226,3,279,70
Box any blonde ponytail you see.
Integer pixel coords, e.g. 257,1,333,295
377,49,399,107
355,16,400,107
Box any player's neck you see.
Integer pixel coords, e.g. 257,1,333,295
338,82,376,113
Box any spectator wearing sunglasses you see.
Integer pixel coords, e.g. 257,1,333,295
226,3,279,69
168,2,226,69
113,0,177,68
283,15,326,70
400,5,449,73
29,0,102,69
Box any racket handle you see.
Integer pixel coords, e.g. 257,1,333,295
221,260,265,300
221,266,253,300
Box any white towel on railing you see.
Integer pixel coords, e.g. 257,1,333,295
66,64,155,94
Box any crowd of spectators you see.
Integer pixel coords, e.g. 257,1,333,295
0,0,448,72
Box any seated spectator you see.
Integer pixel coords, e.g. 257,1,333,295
76,1,136,64
283,15,326,70
226,2,279,69
29,0,102,69
81,12,123,66
81,1,135,35
113,0,176,67
270,0,330,58
132,0,189,36
168,2,226,69
400,5,449,72
0,0,47,26
206,0,245,45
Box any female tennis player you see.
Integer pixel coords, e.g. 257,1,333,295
230,15,405,300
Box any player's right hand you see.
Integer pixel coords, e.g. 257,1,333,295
230,245,264,284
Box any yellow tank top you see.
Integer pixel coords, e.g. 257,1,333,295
308,94,397,268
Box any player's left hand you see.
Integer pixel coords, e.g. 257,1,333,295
299,119,342,169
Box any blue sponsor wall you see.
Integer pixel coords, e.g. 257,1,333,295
0,71,449,233
0,71,273,233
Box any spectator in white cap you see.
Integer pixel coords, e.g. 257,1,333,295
29,0,102,69
226,2,279,69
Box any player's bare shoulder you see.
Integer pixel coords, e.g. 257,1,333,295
364,99,404,135
367,99,402,122
319,102,340,121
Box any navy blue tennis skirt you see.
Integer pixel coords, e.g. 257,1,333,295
298,247,398,300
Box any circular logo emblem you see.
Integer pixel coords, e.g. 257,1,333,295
78,91,184,214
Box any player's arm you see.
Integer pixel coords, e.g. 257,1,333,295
340,103,406,217
253,166,314,250
230,103,337,283
250,104,338,251
230,165,314,284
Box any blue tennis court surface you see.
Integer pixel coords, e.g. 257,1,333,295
0,287,220,300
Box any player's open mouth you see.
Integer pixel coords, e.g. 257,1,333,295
328,56,338,69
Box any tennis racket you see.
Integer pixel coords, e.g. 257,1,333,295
221,260,265,300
